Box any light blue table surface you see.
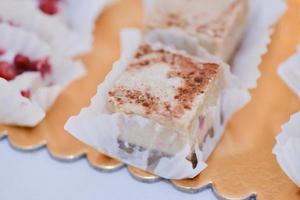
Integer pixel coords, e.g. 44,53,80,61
0,138,219,200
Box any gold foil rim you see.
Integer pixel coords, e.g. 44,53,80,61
0,0,300,199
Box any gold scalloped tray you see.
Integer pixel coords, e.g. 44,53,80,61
1,0,300,199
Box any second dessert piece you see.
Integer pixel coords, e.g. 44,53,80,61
144,0,249,61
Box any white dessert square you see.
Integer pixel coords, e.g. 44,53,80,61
144,0,249,61
65,29,248,179
107,43,224,166
108,43,224,135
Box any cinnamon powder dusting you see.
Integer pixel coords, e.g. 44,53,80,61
109,44,220,119
172,63,218,110
196,0,242,38
156,0,242,38
109,89,160,115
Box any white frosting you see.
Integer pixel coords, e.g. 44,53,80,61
0,78,45,127
0,0,111,56
0,23,85,127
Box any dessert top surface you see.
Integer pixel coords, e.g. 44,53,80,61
108,44,222,131
145,0,246,38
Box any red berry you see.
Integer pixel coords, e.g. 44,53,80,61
33,58,52,78
0,61,16,81
14,54,31,70
198,116,205,130
0,49,5,56
20,90,31,99
29,61,39,71
39,0,59,15
8,21,19,27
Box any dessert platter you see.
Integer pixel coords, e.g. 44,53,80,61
0,0,300,199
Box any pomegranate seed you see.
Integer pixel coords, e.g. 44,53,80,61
20,90,31,99
8,21,19,27
0,53,52,81
40,59,51,78
33,58,51,78
0,61,16,81
14,54,31,70
39,0,59,15
0,49,5,56
30,61,39,71
198,116,205,130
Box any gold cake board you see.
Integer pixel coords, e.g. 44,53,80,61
1,0,300,199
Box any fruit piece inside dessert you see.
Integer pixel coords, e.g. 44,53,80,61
107,44,224,169
145,0,248,61
36,0,81,32
0,49,51,99
38,0,61,15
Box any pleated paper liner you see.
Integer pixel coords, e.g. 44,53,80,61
0,0,300,199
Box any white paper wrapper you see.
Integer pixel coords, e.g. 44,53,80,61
0,23,86,127
65,29,250,179
144,29,212,60
0,0,111,56
278,47,300,97
143,0,286,89
273,112,300,187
